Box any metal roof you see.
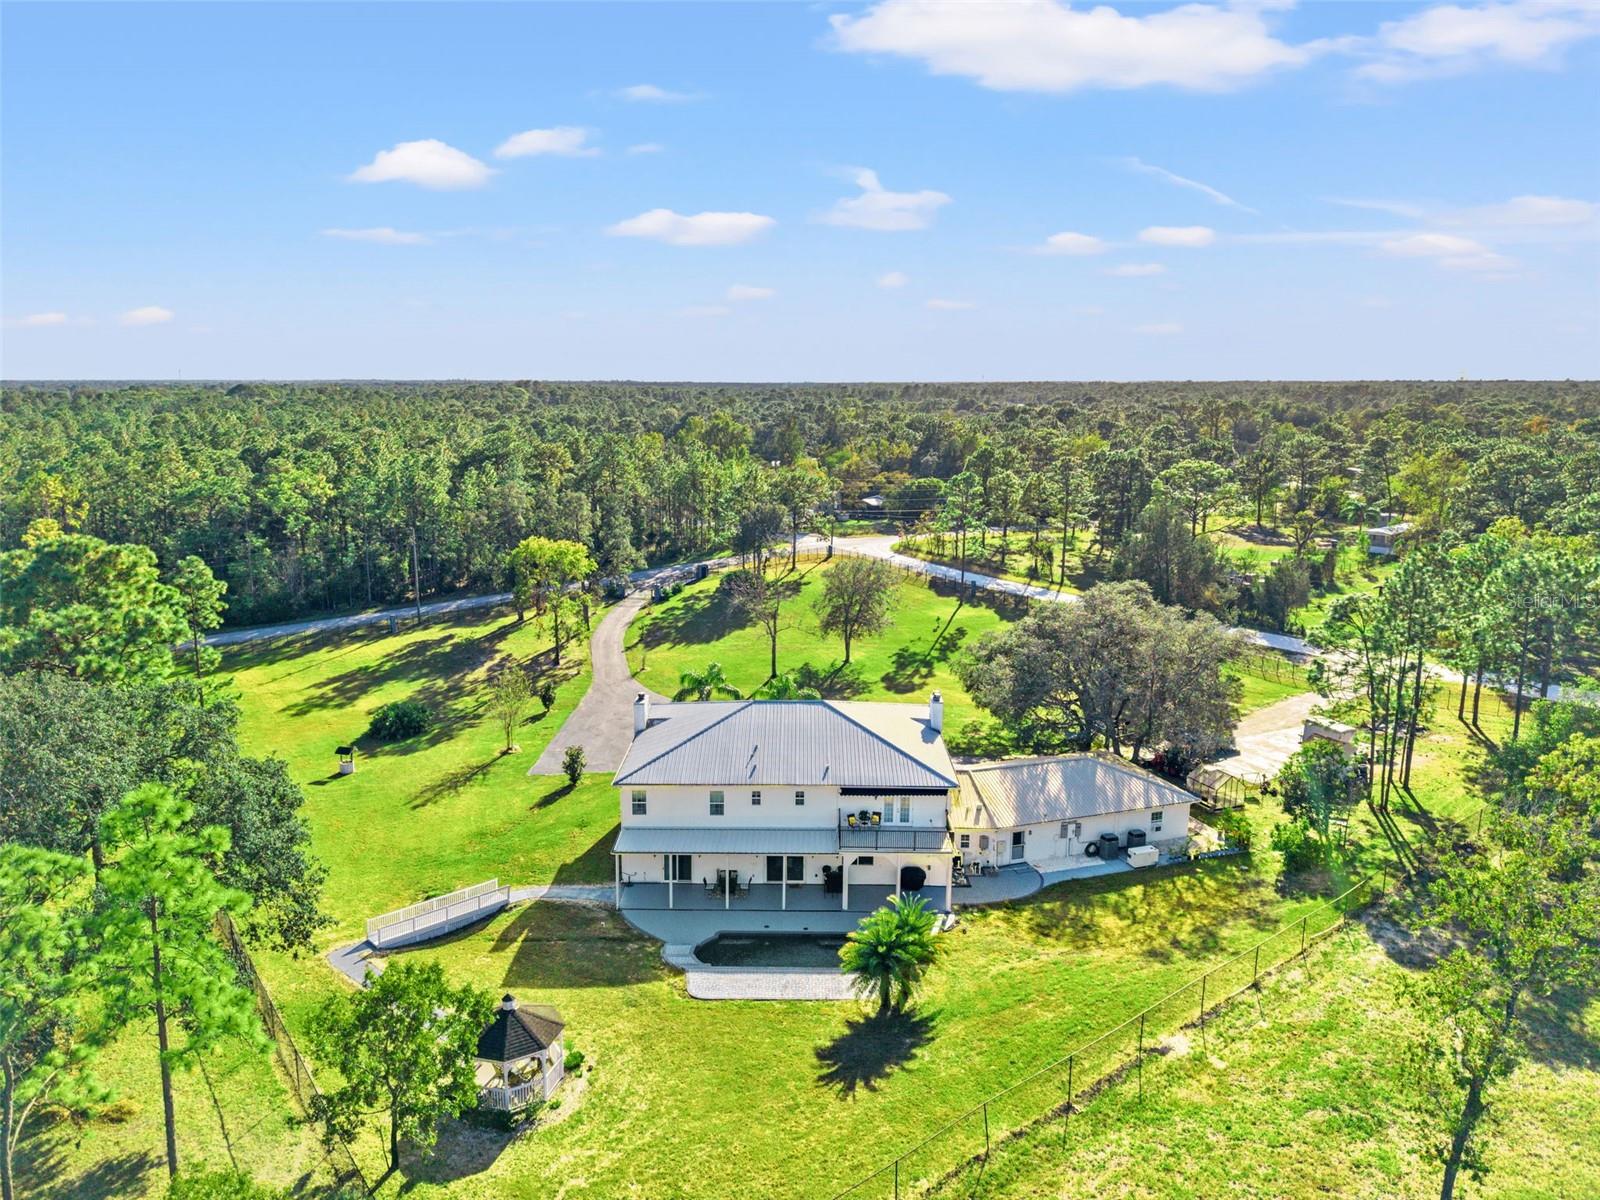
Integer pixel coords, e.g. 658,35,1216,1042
613,826,842,855
953,755,1193,829
613,699,957,789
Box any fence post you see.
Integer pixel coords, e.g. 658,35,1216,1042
983,1102,990,1160
1199,973,1208,1049
1253,943,1261,989
1301,915,1308,956
1137,1013,1145,1103
894,1158,899,1200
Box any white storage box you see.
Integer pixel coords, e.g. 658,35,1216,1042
1126,845,1160,869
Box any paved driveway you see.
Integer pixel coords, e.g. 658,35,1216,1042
529,589,666,775
1210,690,1322,784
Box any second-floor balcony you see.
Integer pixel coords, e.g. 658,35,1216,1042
838,811,951,852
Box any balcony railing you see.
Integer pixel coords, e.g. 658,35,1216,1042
838,816,950,852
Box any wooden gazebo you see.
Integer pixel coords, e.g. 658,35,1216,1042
475,994,565,1111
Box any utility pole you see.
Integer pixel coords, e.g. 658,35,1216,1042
410,526,423,625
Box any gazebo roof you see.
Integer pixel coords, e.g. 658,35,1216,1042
475,994,564,1063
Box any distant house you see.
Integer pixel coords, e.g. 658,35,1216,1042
951,754,1192,873
859,494,885,510
1365,521,1412,556
611,692,957,914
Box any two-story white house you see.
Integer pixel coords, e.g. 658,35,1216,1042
611,692,957,916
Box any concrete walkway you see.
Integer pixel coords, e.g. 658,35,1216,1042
530,590,666,775
661,945,858,1001
1211,690,1322,785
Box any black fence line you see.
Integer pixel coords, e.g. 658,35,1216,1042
216,913,371,1195
826,871,1388,1200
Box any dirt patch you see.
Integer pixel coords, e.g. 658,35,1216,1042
1357,909,1456,970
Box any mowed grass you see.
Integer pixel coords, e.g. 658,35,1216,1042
932,926,1600,1200
627,560,1024,740
219,607,618,943
317,840,1393,1200
15,1024,341,1200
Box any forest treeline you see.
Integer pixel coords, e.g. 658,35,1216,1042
2,379,1596,625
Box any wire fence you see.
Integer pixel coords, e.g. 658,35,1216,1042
1232,646,1310,684
216,913,371,1195
826,871,1389,1200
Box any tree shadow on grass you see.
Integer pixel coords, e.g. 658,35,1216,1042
398,1119,513,1189
880,607,971,695
634,589,738,653
552,823,619,885
532,779,576,808
816,1008,938,1097
14,1137,155,1200
492,901,661,990
410,755,503,809
1017,857,1283,961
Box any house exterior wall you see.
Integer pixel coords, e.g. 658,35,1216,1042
954,801,1191,869
616,850,951,890
617,782,950,831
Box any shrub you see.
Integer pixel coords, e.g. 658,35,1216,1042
537,680,558,711
563,1046,585,1072
561,745,586,786
169,1170,287,1200
1210,807,1254,851
1270,817,1324,872
368,699,431,741
1255,556,1312,631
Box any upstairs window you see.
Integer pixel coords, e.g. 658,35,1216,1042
751,790,762,806
899,797,912,823
709,791,725,816
794,790,806,806
631,790,647,816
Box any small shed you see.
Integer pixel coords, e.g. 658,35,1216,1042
475,995,565,1111
1365,522,1412,557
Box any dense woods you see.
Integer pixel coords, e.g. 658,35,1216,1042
3,380,1595,626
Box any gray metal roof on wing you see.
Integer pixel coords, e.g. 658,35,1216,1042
612,700,957,789
952,754,1193,828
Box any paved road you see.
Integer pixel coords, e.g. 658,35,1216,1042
529,589,666,775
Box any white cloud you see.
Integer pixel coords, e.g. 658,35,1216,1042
321,227,430,245
1135,322,1183,335
1036,231,1108,256
1446,194,1597,227
677,305,732,318
18,312,69,327
348,139,494,189
1121,157,1255,212
818,168,950,232
494,127,600,159
727,284,776,301
925,298,975,310
1139,225,1216,247
119,306,175,326
876,270,909,288
1358,0,1600,83
831,0,1311,93
1380,232,1515,270
1104,263,1167,277
626,143,665,155
606,208,776,246
617,83,698,103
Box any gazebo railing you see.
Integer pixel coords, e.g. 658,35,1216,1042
479,1080,544,1111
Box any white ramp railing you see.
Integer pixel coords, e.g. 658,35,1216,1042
366,879,511,949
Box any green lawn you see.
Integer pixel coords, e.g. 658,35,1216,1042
627,560,1024,751
931,926,1600,1200
890,530,1095,591
220,607,618,942
14,1025,341,1200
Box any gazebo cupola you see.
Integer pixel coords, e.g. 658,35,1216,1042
474,994,566,1111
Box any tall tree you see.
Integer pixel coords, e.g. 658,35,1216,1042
487,665,533,753
0,847,106,1200
773,463,828,569
721,569,786,679
813,558,898,664
306,962,494,1177
94,784,265,1181
1157,458,1233,535
0,532,185,685
168,554,229,702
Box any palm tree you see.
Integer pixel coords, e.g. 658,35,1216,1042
673,661,744,702
838,894,940,1015
756,672,820,700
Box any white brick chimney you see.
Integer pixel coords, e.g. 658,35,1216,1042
633,692,649,737
928,690,944,733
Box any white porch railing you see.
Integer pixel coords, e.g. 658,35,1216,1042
366,879,510,949
479,1080,543,1111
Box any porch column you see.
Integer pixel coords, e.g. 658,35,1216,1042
782,870,787,910
614,855,621,908
668,875,674,909
724,869,730,909
945,860,953,912
842,859,850,910
893,855,901,900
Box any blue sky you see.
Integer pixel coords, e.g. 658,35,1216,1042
3,0,1597,380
